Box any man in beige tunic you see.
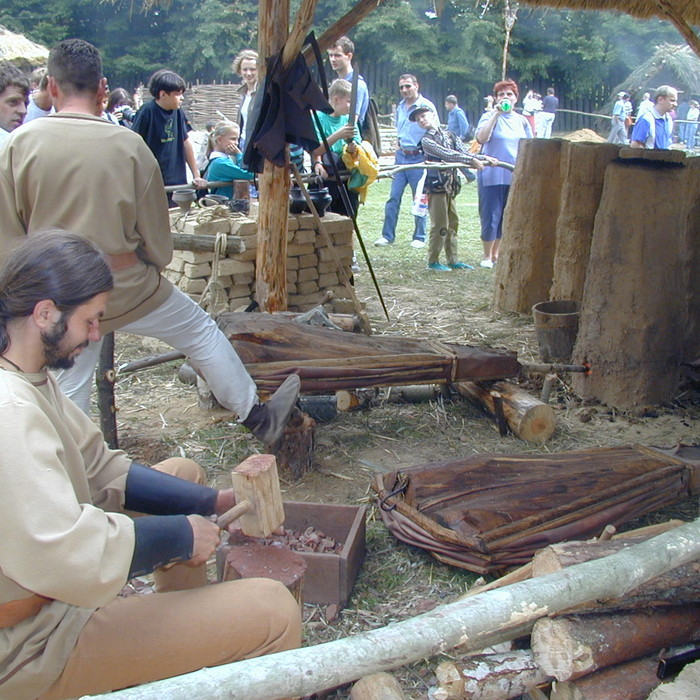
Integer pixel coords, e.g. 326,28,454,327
0,38,299,443
0,232,301,699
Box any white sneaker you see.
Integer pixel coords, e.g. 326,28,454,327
410,239,426,249
480,259,494,268
374,237,390,247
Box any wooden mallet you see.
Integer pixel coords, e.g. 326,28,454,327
216,454,285,537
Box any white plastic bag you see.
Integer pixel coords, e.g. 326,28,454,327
411,169,429,217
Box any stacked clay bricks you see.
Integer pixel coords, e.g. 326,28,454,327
166,211,355,313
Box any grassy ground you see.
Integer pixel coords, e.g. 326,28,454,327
112,173,700,699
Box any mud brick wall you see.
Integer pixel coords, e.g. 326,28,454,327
166,211,355,313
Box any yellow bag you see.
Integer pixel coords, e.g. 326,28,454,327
342,140,379,203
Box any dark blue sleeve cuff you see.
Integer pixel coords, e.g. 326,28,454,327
124,462,218,516
129,515,193,578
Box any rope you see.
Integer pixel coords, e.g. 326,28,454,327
199,231,229,315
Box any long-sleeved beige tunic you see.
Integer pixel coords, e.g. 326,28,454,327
0,368,135,699
0,112,174,334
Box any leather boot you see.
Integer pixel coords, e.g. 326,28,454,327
242,374,301,444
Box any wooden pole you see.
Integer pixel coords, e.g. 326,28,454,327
82,518,700,700
255,0,318,313
96,332,118,449
255,0,292,313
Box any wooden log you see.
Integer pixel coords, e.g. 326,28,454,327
268,407,316,480
172,232,243,255
222,542,306,605
454,380,556,443
493,139,563,314
549,142,620,303
571,157,691,407
435,650,550,699
531,532,700,613
549,654,662,700
81,518,700,700
350,672,406,700
531,606,700,681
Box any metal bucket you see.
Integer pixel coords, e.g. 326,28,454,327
532,300,580,362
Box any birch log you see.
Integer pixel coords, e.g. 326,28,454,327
435,650,550,699
532,606,700,680
532,532,700,613
80,518,700,700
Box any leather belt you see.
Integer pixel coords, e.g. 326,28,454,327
107,251,139,272
400,149,421,156
0,594,52,629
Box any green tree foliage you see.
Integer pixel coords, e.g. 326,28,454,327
0,0,686,101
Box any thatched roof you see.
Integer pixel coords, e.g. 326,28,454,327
523,0,699,25
0,25,49,69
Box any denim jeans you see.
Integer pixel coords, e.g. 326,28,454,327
381,151,428,243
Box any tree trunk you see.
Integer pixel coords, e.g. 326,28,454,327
493,139,563,314
435,650,549,699
549,142,620,303
549,654,661,700
350,672,406,700
571,152,690,406
532,606,700,681
453,380,555,443
83,518,700,700
255,0,291,313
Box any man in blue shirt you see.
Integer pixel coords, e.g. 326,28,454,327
630,85,678,150
327,36,369,129
445,95,469,141
376,74,436,248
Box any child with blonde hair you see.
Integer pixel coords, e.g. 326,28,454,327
205,120,254,199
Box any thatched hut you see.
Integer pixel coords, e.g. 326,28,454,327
0,25,49,70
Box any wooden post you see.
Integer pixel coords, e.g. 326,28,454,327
255,0,291,313
255,0,318,313
97,332,118,449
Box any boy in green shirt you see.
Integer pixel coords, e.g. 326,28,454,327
311,79,361,215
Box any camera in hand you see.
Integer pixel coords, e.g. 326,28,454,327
118,105,136,121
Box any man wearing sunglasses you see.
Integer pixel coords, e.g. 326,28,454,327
375,74,436,249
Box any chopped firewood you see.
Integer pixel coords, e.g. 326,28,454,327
531,606,700,681
549,654,661,700
435,650,551,699
350,672,406,699
453,380,555,443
